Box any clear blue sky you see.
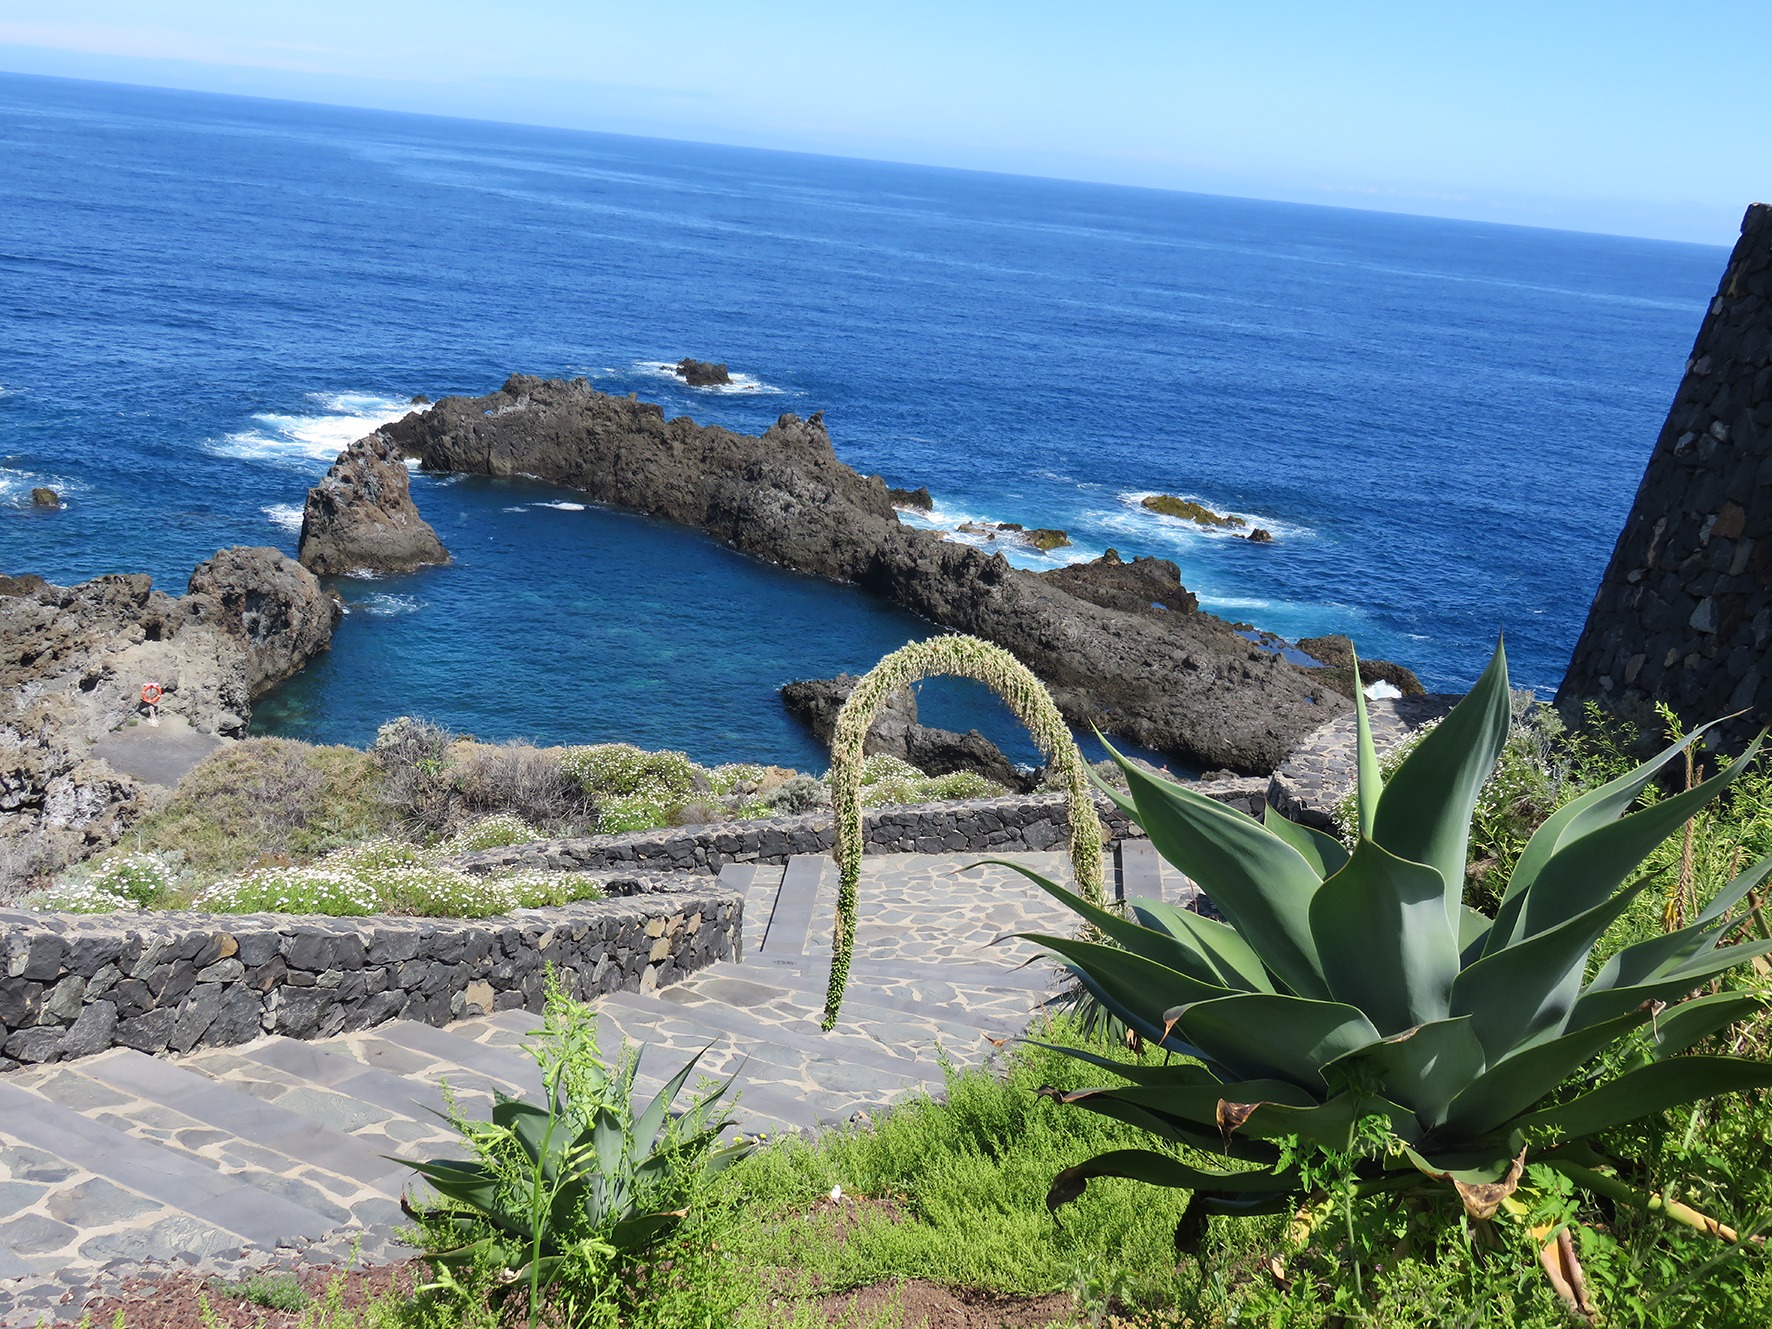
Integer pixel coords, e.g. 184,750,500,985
3,2,1767,244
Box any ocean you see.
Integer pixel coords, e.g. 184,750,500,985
0,72,1729,770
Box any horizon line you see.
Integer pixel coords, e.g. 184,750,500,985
0,65,1745,252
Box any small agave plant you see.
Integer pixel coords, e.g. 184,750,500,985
1010,643,1772,1256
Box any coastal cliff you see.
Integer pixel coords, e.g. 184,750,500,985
298,430,449,576
382,374,1346,771
0,549,340,886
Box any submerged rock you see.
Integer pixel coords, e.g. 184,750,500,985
1141,494,1246,529
955,520,1071,552
673,358,731,387
297,431,449,577
29,488,60,508
385,374,1345,773
780,675,1036,792
887,485,933,511
1295,633,1425,699
0,550,339,889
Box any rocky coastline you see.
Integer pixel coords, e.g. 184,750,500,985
296,430,449,576
0,549,339,884
382,374,1347,773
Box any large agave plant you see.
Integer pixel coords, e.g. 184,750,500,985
1014,643,1772,1237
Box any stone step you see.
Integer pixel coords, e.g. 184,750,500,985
338,1018,544,1099
1117,836,1162,902
68,1049,407,1204
587,997,928,1129
0,1081,336,1250
758,855,829,955
719,861,782,958
684,961,999,1055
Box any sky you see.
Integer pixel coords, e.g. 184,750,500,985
1,2,1768,244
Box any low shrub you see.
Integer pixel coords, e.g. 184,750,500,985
450,742,595,830
447,812,544,851
126,738,394,879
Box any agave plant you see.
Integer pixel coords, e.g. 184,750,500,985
1012,642,1772,1245
403,1040,750,1323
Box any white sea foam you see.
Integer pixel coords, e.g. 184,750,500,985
631,360,786,395
205,392,429,468
0,463,77,505
501,505,529,513
356,593,424,617
262,502,305,534
537,500,587,511
893,501,1096,569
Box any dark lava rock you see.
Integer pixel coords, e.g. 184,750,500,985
674,358,731,387
780,675,1036,792
1247,527,1273,543
384,374,1346,772
297,431,450,576
30,488,60,508
410,394,431,405
0,549,339,888
888,485,934,511
1042,548,1199,616
956,520,1071,552
1296,633,1425,698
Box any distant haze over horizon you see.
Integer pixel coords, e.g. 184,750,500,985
1,1,1766,246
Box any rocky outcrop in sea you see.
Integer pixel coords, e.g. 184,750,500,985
297,431,449,576
779,674,1037,792
382,374,1347,771
0,549,340,889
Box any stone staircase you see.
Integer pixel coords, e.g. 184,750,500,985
0,845,1187,1321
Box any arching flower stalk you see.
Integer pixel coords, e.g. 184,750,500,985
822,635,1104,1029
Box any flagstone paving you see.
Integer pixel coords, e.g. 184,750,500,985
0,846,1173,1324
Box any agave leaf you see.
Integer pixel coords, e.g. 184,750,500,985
1058,1077,1318,1126
1170,992,1382,1090
1020,1040,1226,1089
1040,1085,1270,1157
1020,932,1232,1051
1401,1143,1525,1187
1571,938,1772,1028
1319,1017,1486,1126
986,860,1250,988
1440,1006,1659,1136
1105,736,1330,998
1450,877,1653,1060
1263,803,1350,879
1488,721,1727,952
1584,852,1772,997
609,1210,684,1254
1369,641,1511,927
1644,990,1768,1061
1225,1089,1420,1150
402,1159,533,1241
1508,733,1763,945
1309,838,1461,1033
1128,896,1276,993
1514,1057,1772,1142
1047,1147,1296,1212
1458,906,1493,966
1351,650,1383,840
632,1044,713,1154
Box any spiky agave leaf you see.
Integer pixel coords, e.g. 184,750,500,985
1036,640,1772,1221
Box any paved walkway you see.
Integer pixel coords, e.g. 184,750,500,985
0,846,1189,1323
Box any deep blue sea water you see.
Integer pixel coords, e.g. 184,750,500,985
0,73,1730,769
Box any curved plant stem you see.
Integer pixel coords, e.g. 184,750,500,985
821,635,1104,1028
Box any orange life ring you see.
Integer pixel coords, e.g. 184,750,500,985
140,683,163,705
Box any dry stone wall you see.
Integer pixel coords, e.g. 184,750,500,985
0,878,738,1070
452,780,1271,876
1559,203,1772,752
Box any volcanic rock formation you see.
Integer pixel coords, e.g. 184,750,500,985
0,549,340,889
780,674,1036,792
297,431,449,576
673,358,731,387
1294,634,1425,700
381,375,1346,771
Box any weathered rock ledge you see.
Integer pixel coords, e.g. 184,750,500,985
298,430,449,576
0,550,340,887
382,375,1347,772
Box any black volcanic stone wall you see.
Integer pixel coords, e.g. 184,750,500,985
1559,203,1772,752
0,881,738,1069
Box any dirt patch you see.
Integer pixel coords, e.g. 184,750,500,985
818,1278,1078,1328
74,1260,420,1329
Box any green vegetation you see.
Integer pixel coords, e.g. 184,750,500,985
1011,641,1772,1320
123,738,396,880
822,635,1104,1029
212,1272,312,1312
1139,494,1246,529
